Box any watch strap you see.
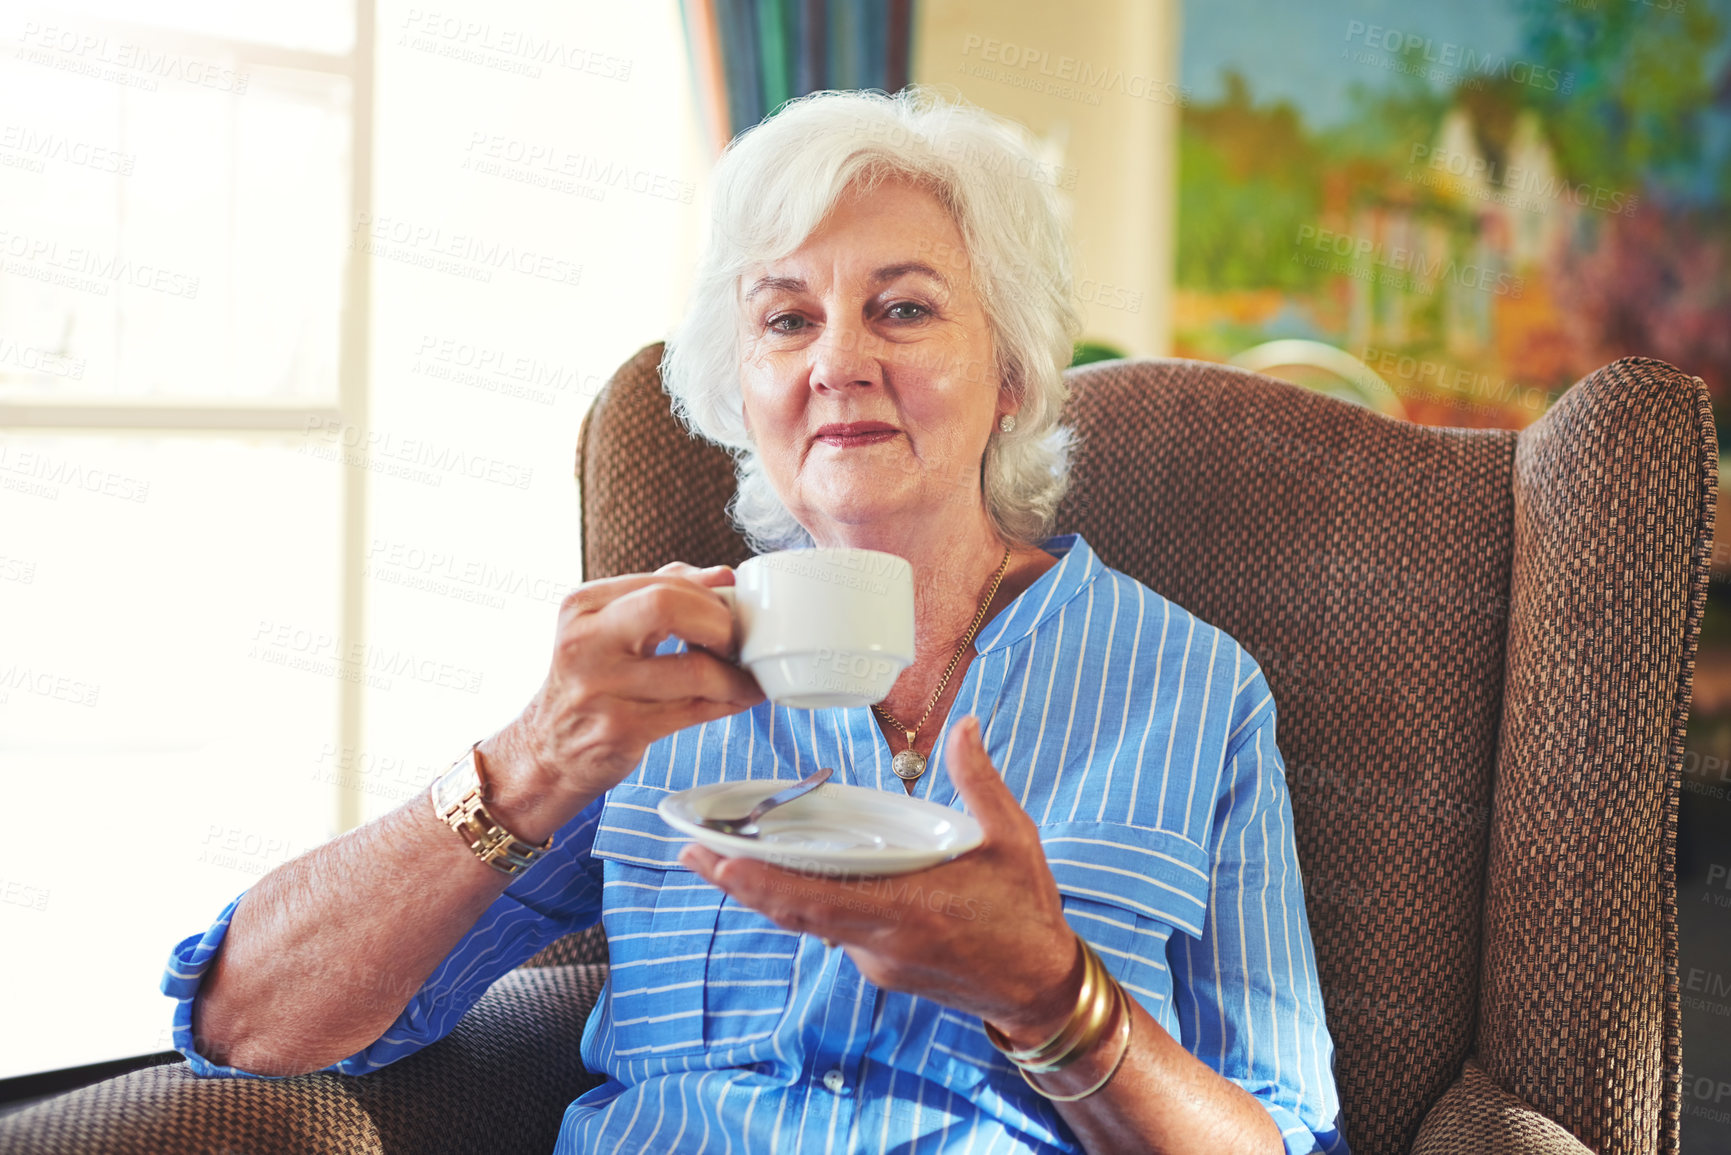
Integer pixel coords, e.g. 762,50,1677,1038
430,743,552,877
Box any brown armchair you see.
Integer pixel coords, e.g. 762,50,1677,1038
1,347,1712,1155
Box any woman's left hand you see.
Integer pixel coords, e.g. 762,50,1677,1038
679,715,1081,1039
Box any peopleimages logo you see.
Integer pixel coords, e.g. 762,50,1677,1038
959,35,1188,106
302,417,535,491
0,228,200,299
1293,223,1525,298
396,9,632,82
249,619,486,695
1360,346,1547,415
350,212,582,288
1406,143,1638,217
0,124,134,175
411,334,606,406
0,878,50,913
462,133,695,204
1342,21,1573,94
0,443,150,502
0,335,86,379
0,663,101,707
16,20,250,94
365,535,573,609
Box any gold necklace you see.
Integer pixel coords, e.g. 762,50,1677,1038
874,546,1012,789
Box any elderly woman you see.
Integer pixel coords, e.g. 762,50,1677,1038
166,90,1347,1154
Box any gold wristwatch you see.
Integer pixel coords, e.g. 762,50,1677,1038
429,742,552,876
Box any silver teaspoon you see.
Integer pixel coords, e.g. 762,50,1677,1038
697,767,833,838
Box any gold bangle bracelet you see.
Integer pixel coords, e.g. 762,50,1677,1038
983,936,1097,1066
1021,945,1116,1074
1021,978,1134,1102
985,941,1120,1076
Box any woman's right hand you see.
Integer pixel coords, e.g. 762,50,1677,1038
191,561,762,1077
477,561,766,840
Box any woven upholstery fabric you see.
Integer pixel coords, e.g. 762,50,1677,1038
576,341,752,582
342,962,609,1154
524,923,609,968
1411,1061,1595,1154
1476,358,1714,1155
0,1063,382,1155
0,963,609,1155
1056,358,1518,1154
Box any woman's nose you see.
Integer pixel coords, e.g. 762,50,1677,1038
807,319,882,392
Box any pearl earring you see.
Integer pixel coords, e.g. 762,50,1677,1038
998,413,1017,433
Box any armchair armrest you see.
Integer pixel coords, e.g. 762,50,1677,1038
0,962,609,1155
1412,1060,1596,1155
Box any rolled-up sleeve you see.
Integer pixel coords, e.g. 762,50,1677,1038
161,792,609,1078
1169,703,1350,1154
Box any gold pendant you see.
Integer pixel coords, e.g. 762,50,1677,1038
892,747,927,781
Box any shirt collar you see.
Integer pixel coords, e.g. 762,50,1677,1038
972,533,1100,655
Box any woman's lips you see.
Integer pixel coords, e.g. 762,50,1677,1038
815,430,898,448
813,423,898,448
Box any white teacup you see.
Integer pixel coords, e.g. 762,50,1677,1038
715,548,915,709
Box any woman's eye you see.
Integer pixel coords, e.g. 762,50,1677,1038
885,301,928,321
767,314,805,333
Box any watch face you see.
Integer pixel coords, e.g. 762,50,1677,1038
432,749,482,816
429,748,549,873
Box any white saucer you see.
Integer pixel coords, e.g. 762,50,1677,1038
658,780,983,878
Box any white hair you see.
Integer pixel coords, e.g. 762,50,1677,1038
661,87,1082,552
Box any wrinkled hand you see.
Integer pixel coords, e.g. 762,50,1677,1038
680,715,1080,1038
485,562,766,835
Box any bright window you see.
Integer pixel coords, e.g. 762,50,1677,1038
0,0,703,1079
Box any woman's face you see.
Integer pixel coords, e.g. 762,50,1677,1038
737,179,1006,543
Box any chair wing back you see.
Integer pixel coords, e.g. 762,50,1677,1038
1057,359,1518,1153
1476,358,1714,1154
574,347,1713,1155
577,342,751,579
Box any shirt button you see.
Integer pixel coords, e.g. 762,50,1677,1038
822,1069,846,1094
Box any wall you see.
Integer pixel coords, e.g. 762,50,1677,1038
912,0,1179,357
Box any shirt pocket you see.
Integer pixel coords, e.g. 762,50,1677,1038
590,782,802,1061
591,783,725,1059
1039,821,1212,1028
701,898,802,1054
929,821,1212,1089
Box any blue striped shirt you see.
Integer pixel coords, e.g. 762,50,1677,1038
164,533,1348,1153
